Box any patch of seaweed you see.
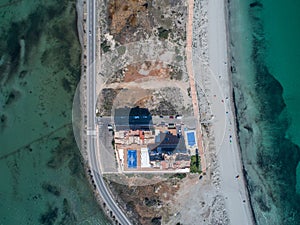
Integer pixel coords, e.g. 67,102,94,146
41,182,61,196
59,198,76,224
46,137,74,169
4,90,21,106
39,205,58,225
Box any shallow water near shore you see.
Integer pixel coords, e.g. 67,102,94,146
229,0,300,224
0,0,109,224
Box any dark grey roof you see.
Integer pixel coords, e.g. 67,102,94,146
175,154,190,161
114,107,153,131
148,132,187,155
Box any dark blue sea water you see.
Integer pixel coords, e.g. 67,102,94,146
229,0,300,224
0,0,109,224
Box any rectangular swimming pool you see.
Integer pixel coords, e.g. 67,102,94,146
187,132,196,147
127,150,137,168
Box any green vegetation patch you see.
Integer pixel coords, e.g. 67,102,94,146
187,87,191,97
117,45,126,55
169,65,183,80
101,40,111,53
100,88,120,115
176,55,183,62
190,155,201,174
170,173,186,179
158,27,170,39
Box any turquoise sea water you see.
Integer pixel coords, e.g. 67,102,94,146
0,0,109,224
229,0,300,224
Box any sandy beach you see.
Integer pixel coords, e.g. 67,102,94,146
167,0,256,223
204,0,255,224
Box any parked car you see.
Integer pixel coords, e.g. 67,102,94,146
169,115,174,119
107,124,113,131
175,115,182,119
168,123,175,129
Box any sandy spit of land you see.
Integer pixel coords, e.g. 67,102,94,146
205,0,255,224
75,0,256,224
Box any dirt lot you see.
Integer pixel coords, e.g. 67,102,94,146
97,84,192,117
123,61,170,82
108,0,152,37
104,173,188,224
106,61,184,84
104,0,186,45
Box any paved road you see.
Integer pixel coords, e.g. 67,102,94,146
86,1,131,224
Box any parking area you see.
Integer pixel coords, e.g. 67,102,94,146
97,116,118,173
151,115,197,130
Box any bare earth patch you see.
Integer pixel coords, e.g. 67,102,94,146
106,175,186,225
108,0,153,44
123,61,171,82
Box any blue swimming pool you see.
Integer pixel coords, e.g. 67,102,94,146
127,150,137,168
187,132,196,147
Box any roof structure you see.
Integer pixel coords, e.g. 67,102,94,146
114,107,153,131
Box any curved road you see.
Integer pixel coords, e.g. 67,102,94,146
86,0,131,224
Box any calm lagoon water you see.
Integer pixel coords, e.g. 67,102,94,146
229,0,300,224
0,0,109,224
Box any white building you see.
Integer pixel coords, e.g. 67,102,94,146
141,147,150,168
